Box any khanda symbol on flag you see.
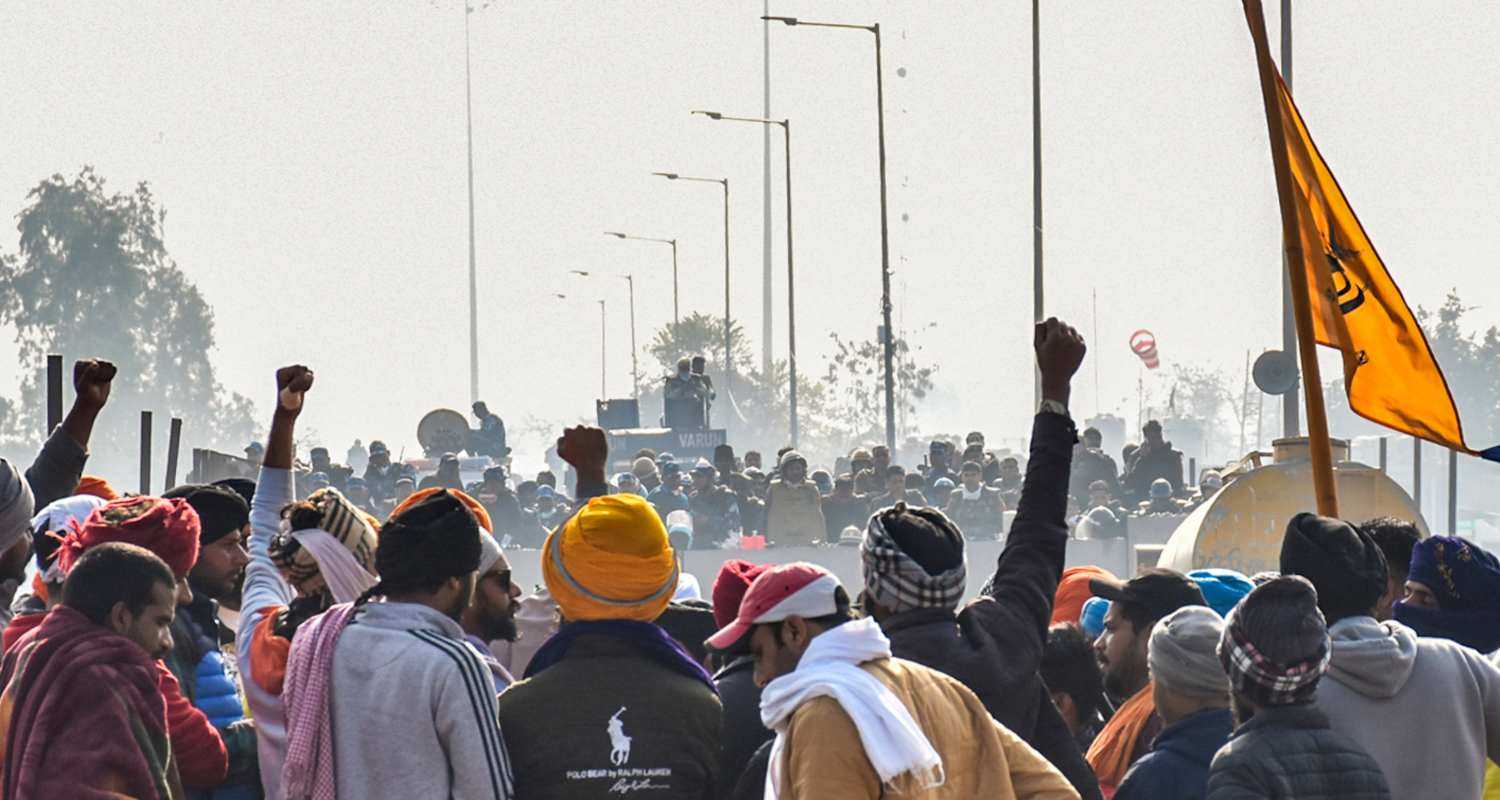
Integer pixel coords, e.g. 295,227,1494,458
1242,0,1500,462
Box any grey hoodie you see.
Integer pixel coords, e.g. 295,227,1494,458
1315,616,1500,800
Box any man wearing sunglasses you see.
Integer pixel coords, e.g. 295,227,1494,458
461,530,524,691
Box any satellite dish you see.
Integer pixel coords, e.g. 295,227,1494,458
417,408,471,457
1253,350,1299,395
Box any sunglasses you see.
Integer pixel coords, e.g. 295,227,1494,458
484,569,513,592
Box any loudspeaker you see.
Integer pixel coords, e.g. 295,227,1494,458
596,399,641,430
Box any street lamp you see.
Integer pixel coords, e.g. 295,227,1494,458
654,171,732,399
765,13,896,450
572,269,639,402
555,292,607,399
604,231,679,327
691,110,800,447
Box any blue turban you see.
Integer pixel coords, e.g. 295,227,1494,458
1080,596,1109,640
1395,536,1500,654
1189,568,1255,618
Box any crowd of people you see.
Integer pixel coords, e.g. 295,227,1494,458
0,319,1498,799
266,415,1210,559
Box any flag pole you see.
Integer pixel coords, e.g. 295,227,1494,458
1243,0,1339,517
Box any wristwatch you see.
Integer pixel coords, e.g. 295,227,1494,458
1038,398,1070,418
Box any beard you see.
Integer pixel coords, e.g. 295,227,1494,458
1102,655,1148,701
482,611,519,643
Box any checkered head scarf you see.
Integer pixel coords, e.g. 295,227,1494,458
1217,575,1330,708
861,503,968,614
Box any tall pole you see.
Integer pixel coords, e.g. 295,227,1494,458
783,121,799,447
1031,0,1044,409
464,6,479,405
626,275,639,402
1280,0,1299,438
1448,448,1458,534
1413,436,1423,513
1245,0,1337,517
670,239,680,327
761,0,774,375
874,23,895,451
599,300,607,399
722,180,733,400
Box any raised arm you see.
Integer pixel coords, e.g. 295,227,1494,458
26,359,114,508
971,319,1085,644
239,366,313,641
556,425,611,511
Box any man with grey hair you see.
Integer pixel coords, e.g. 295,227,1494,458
1115,605,1233,800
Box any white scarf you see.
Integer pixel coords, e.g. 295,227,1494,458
959,485,983,501
759,617,944,799
285,523,378,603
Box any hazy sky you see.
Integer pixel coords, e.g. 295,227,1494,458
5,1,1500,471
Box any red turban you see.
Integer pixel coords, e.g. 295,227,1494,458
74,476,119,502
57,496,201,579
1053,566,1117,626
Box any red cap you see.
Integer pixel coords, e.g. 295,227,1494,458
706,562,842,651
711,559,773,630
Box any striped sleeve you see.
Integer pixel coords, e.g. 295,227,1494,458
411,630,514,800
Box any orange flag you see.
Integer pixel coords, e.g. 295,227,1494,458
1243,0,1499,461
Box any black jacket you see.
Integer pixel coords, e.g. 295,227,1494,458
881,411,1102,800
1206,704,1390,799
713,655,772,798
496,632,722,799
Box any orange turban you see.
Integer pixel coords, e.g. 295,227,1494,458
543,493,676,623
1053,565,1117,626
391,487,492,533
74,476,119,501
58,496,200,578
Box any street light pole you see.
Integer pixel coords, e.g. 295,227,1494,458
692,111,799,447
625,273,638,402
605,232,679,327
571,270,638,402
464,5,480,405
599,299,607,399
654,172,732,399
765,14,894,449
1032,0,1044,409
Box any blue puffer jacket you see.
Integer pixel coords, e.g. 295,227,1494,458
186,648,260,800
1116,707,1234,800
195,650,244,729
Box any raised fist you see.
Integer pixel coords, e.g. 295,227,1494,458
275,365,314,414
1034,318,1086,404
557,425,608,482
73,359,117,410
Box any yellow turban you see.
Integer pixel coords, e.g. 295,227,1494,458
543,492,677,623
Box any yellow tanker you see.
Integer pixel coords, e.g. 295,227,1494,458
1157,437,1427,576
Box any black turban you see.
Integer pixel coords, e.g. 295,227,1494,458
375,490,482,593
163,483,249,545
1279,512,1387,624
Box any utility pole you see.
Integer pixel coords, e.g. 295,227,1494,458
1032,0,1045,409
464,5,480,405
761,0,774,375
1280,0,1299,438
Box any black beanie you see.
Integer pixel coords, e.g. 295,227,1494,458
1279,512,1388,623
212,477,257,509
374,490,482,593
164,483,249,545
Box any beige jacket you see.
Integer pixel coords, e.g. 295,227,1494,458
776,656,1081,799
